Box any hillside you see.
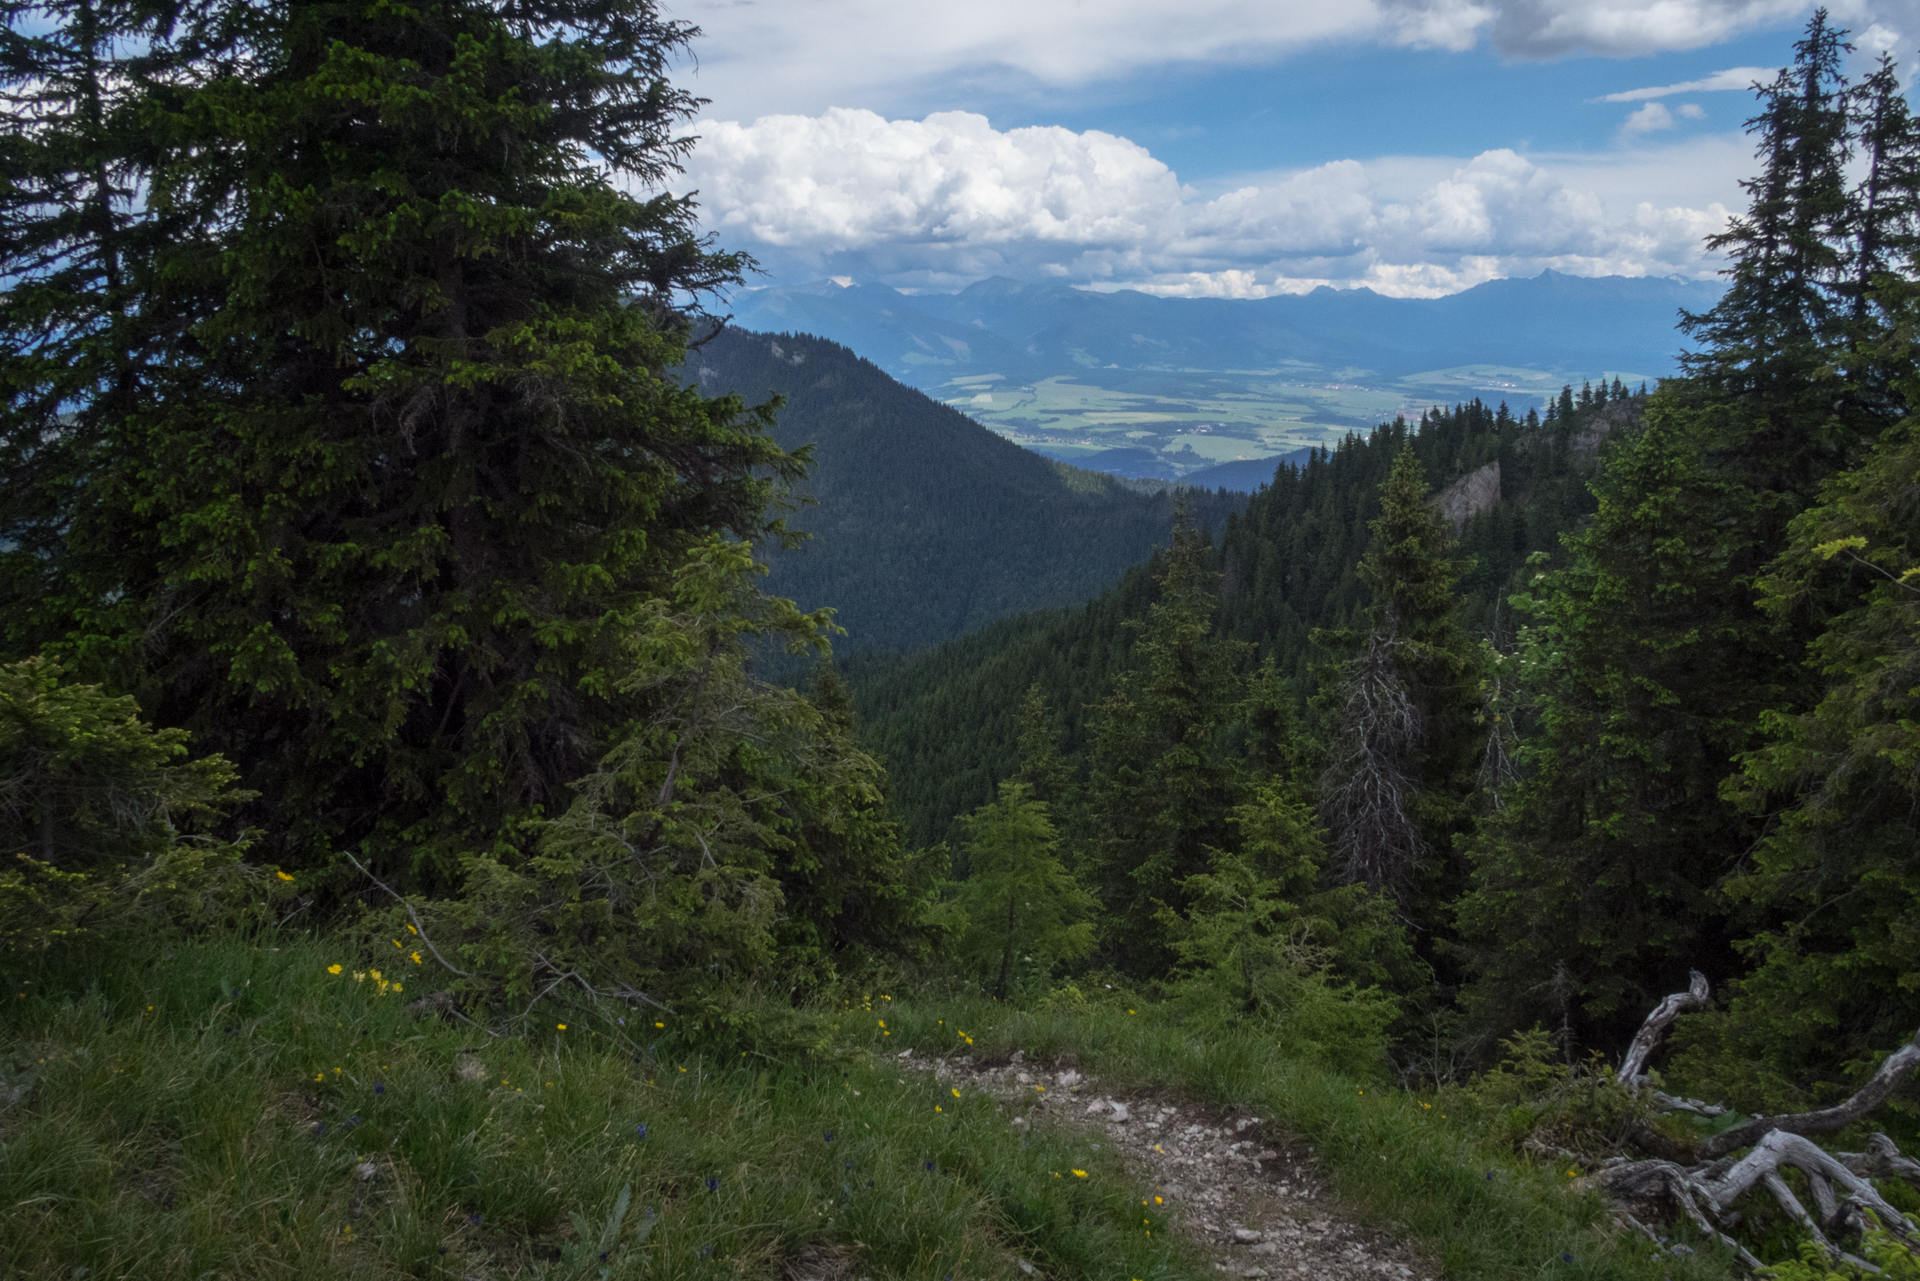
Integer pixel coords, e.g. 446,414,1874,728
729,272,1717,478
847,388,1624,846
688,328,1245,653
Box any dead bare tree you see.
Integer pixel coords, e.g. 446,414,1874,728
1319,626,1427,897
1580,972,1920,1271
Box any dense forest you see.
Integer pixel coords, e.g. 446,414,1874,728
2,0,1919,1273
848,381,1632,850
685,327,1245,654
848,10,1920,1104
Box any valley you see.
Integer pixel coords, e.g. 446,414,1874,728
729,271,1719,479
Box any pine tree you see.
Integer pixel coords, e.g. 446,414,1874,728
1314,448,1479,908
1680,8,1858,490
1083,503,1247,973
951,782,1096,1000
13,0,803,884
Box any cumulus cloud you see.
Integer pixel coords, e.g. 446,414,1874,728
681,110,1732,298
1622,102,1677,133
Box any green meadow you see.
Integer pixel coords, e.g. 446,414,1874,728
1,934,1736,1280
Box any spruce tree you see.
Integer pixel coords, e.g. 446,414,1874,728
1083,504,1246,973
1679,8,1859,490
10,0,803,884
1455,403,1779,1043
1700,408,1920,1100
951,781,1095,1000
0,0,217,612
1314,448,1479,910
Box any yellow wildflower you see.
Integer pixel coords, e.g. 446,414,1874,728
1072,1169,1087,1178
327,964,342,975
276,870,295,882
557,1023,567,1031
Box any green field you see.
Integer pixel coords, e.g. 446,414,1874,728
937,364,1662,474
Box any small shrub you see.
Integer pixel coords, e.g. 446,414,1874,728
0,656,261,952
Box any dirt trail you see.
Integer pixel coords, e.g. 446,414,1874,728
902,1050,1436,1281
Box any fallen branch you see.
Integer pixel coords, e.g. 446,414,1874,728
1696,1028,1920,1159
1580,975,1920,1270
344,852,473,979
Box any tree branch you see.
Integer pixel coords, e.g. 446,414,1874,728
1621,969,1711,1084
1697,1027,1920,1158
343,851,473,978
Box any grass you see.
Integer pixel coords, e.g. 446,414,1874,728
0,934,1740,1280
876,997,1740,1281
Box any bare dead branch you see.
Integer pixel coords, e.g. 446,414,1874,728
1842,1133,1920,1191
1697,1027,1920,1159
1621,970,1711,1084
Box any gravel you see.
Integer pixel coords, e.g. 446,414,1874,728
904,1049,1435,1281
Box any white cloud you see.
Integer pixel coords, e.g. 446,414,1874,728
681,110,1733,298
1622,102,1677,133
669,0,1905,121
1595,66,1775,101
1479,0,1804,57
1677,102,1707,117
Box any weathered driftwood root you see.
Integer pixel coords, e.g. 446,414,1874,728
1586,974,1920,1270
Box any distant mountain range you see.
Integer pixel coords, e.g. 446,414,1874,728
687,329,1245,653
725,271,1723,481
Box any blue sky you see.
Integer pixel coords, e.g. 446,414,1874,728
664,0,1915,297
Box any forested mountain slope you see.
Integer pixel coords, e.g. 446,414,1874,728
689,328,1245,652
848,384,1634,845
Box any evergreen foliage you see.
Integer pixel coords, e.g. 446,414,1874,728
0,657,260,951
1454,9,1920,1058
852,394,1622,850
412,541,932,1025
1314,448,1481,908
948,781,1096,1000
1687,409,1920,1105
1157,782,1409,1075
1,0,800,889
1081,505,1248,972
1454,403,1775,1039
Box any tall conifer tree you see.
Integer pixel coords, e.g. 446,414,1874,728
1315,448,1479,911
1084,504,1246,973
4,0,804,885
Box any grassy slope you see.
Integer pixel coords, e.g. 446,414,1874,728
0,936,1734,1280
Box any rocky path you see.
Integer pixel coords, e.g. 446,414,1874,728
902,1050,1435,1281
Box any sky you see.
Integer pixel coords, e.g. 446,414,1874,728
662,0,1920,298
